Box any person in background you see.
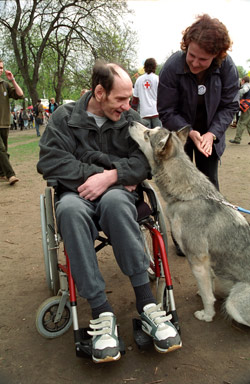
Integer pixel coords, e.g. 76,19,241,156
12,112,17,130
229,76,250,145
157,14,239,256
131,58,162,128
22,108,29,129
34,99,44,137
37,60,182,364
18,108,24,131
0,59,24,185
48,98,58,116
28,110,33,129
10,112,14,130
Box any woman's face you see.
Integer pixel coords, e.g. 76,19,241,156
186,42,217,74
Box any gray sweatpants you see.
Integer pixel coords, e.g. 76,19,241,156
56,188,150,309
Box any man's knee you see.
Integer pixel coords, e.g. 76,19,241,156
56,193,92,226
100,188,137,216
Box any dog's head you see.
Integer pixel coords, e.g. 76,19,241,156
129,122,190,171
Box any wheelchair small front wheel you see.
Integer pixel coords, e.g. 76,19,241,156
36,296,72,339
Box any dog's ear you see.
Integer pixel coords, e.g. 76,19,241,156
176,125,190,145
155,132,172,158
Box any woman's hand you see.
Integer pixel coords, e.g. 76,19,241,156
189,130,213,157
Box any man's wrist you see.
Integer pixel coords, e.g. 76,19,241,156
10,77,15,81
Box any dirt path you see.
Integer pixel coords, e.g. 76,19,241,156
0,126,250,384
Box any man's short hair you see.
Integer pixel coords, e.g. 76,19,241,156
91,60,127,97
144,58,157,74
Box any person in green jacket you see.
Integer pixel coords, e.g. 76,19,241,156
0,59,24,185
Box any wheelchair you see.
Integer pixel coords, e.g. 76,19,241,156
36,180,180,357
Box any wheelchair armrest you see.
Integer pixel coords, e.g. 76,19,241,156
46,179,58,188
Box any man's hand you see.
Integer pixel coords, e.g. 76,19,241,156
189,130,212,157
124,185,137,192
78,169,118,201
5,70,14,81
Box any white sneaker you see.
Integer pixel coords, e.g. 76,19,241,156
141,303,182,353
87,312,121,363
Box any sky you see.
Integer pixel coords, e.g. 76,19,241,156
127,0,250,70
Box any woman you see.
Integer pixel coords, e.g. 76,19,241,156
157,14,239,190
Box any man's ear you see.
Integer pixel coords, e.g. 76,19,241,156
95,84,106,102
176,125,190,145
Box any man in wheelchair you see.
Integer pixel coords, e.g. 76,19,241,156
37,61,181,363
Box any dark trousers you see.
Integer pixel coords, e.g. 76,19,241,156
0,128,15,178
185,139,219,190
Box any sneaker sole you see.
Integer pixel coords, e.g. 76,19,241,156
154,342,182,354
92,351,121,364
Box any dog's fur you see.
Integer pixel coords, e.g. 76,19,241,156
129,122,250,326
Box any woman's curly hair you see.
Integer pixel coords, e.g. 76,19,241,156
181,14,232,65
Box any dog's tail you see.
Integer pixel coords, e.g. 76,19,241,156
224,282,250,327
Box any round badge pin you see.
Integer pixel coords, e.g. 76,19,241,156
198,85,206,95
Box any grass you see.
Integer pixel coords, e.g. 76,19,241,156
8,140,40,161
8,134,38,145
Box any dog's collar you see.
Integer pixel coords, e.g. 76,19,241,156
207,195,238,210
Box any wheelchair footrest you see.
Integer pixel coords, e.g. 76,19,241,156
132,318,153,349
74,327,126,358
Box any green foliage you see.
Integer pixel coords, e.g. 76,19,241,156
237,65,247,79
0,0,139,103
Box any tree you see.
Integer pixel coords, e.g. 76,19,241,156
0,0,137,104
237,65,247,79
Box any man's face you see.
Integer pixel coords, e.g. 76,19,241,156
100,75,133,122
186,42,216,75
0,62,3,77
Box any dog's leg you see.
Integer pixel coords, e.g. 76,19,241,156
190,257,216,322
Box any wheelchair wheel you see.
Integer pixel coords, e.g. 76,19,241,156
141,225,156,281
156,278,169,313
40,187,60,296
141,181,168,280
36,296,72,338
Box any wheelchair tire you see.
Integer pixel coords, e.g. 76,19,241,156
36,296,72,338
40,194,51,291
141,181,168,280
144,181,168,252
140,225,156,281
44,187,60,296
156,278,169,313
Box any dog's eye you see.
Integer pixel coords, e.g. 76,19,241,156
144,130,150,140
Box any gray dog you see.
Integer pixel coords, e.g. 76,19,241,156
129,122,250,327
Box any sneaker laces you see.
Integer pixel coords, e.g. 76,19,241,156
145,303,172,329
87,314,113,337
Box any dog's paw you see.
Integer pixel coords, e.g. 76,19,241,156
194,310,213,322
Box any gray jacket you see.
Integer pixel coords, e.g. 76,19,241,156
157,51,239,157
37,92,151,194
